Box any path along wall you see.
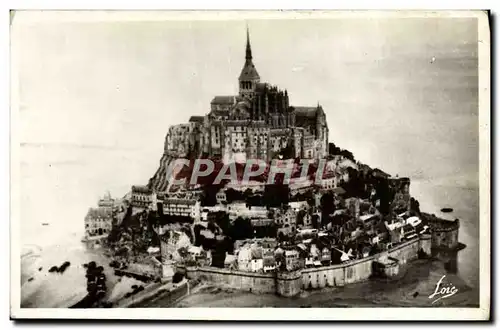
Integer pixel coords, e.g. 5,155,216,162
186,235,432,296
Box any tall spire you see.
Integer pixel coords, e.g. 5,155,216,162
239,24,260,97
245,24,252,60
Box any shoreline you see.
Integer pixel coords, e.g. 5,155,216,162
169,259,478,308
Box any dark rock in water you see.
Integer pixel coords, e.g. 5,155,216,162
48,266,59,273
109,260,120,268
413,292,419,298
441,208,453,213
38,267,43,271
58,261,71,273
28,277,34,282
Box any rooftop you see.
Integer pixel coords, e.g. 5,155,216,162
294,106,318,118
211,95,236,105
164,198,197,205
86,207,112,219
132,185,152,194
188,116,205,123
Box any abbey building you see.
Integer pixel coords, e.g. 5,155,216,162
165,28,329,162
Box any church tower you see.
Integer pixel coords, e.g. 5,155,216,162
238,26,260,98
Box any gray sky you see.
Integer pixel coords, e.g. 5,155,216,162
14,13,479,240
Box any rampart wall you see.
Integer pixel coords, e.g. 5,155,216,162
185,235,432,297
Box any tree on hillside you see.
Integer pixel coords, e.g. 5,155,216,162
263,184,290,207
230,217,253,240
342,150,354,161
375,178,392,216
320,191,335,227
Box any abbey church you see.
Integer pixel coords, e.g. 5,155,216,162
165,28,329,162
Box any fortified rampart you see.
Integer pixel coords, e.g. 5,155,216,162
185,266,276,294
422,213,460,250
184,235,432,297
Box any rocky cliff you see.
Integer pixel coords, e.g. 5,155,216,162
147,151,173,192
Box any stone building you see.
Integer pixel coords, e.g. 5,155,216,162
84,208,113,239
276,207,297,236
163,27,329,163
130,185,154,209
161,198,201,219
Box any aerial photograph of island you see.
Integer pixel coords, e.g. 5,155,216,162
15,12,482,311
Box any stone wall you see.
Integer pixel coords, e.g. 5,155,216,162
428,218,460,250
186,266,276,294
301,238,422,290
185,237,426,296
276,270,302,297
419,234,432,255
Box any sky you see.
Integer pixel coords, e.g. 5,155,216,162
12,12,480,244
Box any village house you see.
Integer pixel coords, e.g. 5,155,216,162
402,224,417,240
97,192,114,210
215,190,227,204
162,198,201,219
225,180,265,193
289,201,309,212
224,253,237,269
299,211,314,229
188,245,203,259
276,207,297,236
226,202,267,219
362,245,371,258
317,175,337,191
284,249,301,271
156,229,192,264
305,256,314,268
262,252,277,273
296,228,318,240
289,178,314,196
359,214,378,230
84,207,113,239
234,238,277,256
130,185,154,209
250,218,274,228
321,247,332,265
345,197,361,220
251,257,264,273
309,243,321,261
236,245,252,272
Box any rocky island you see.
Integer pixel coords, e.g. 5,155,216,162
78,28,465,307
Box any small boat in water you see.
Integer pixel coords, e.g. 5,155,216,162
441,208,454,213
41,223,49,226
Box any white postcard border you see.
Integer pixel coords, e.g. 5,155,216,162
9,9,490,321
